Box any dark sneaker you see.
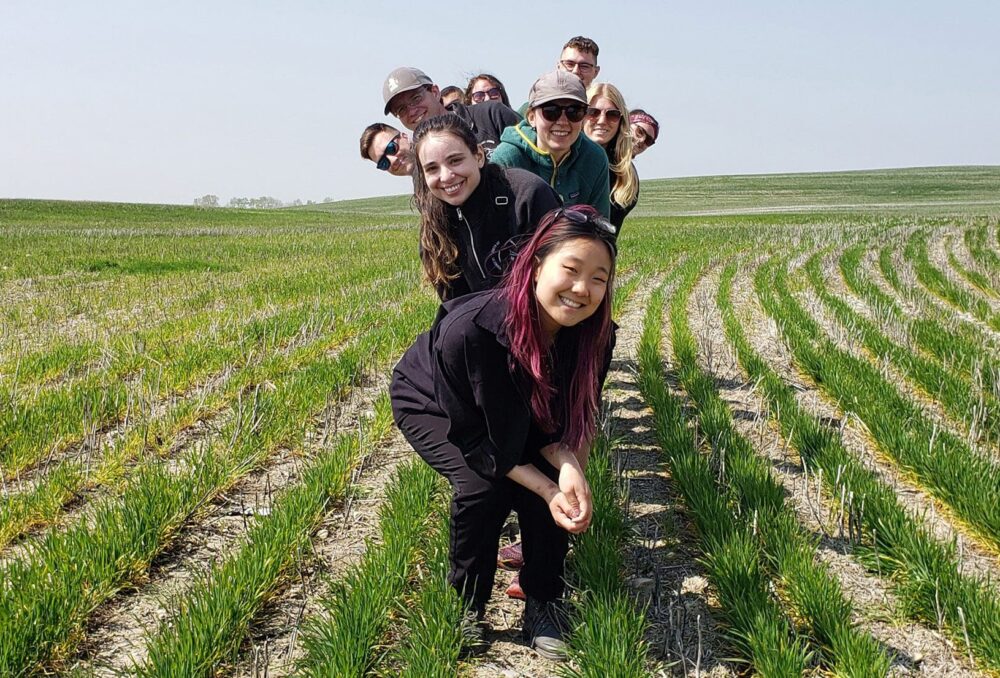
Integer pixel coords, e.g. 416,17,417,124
505,573,525,600
521,597,570,661
497,541,524,570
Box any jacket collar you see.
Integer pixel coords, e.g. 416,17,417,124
471,291,512,349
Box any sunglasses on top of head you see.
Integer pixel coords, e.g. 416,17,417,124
537,103,587,123
471,87,502,103
376,133,402,171
556,206,617,237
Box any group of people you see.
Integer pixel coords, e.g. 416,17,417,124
363,37,660,661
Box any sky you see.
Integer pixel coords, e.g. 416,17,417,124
2,1,998,206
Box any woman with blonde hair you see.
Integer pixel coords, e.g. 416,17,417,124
583,83,640,229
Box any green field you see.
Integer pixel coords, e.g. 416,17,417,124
1,165,999,676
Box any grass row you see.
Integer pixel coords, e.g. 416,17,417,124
0,294,435,676
637,277,812,676
804,250,1000,447
946,235,996,298
671,257,890,675
0,284,424,550
132,395,399,675
840,244,1000,399
903,230,1000,332
297,460,453,676
0,271,417,478
759,255,1000,549
963,222,1000,293
561,411,651,678
719,257,1000,671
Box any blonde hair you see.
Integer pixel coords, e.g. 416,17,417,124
587,83,639,209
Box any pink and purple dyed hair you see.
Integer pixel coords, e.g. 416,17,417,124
501,205,617,451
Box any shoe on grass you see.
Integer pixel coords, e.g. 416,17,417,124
521,596,570,661
497,541,524,570
459,606,489,656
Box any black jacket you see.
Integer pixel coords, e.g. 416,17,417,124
390,290,616,480
438,166,560,301
446,101,521,160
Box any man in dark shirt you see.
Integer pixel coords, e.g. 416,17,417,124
382,66,520,159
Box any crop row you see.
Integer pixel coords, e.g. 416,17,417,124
758,255,1000,548
638,274,813,675
0,281,425,550
719,257,1000,671
803,250,1000,448
0,290,435,675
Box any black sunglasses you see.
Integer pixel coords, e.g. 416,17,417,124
470,87,502,103
586,107,622,122
538,103,587,123
376,133,401,171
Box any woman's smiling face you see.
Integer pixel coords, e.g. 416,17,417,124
583,95,621,148
417,131,484,206
533,236,612,337
528,99,583,162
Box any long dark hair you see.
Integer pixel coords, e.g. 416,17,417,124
501,206,616,450
411,114,509,291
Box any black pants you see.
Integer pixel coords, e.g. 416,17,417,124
392,402,569,610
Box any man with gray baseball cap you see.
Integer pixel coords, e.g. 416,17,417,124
381,66,520,158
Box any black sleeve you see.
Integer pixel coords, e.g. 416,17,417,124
508,170,561,237
433,322,531,480
491,102,521,134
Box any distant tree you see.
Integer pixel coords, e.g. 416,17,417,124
323,196,334,203
291,199,303,206
194,194,220,207
306,200,315,205
227,196,283,209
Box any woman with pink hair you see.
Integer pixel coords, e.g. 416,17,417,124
390,205,618,660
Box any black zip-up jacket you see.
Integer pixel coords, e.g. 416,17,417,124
390,290,616,480
445,101,521,159
438,166,560,301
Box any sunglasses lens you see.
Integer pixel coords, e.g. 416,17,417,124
487,87,501,98
606,110,622,121
565,105,586,123
472,92,485,102
540,104,586,123
385,140,398,155
377,158,390,171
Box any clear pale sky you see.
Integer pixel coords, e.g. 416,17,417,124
2,1,998,206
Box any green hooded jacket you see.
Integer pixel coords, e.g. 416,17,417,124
490,120,611,218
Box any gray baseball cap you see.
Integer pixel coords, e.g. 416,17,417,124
527,69,587,108
383,67,433,115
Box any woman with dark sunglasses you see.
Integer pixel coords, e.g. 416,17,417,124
411,113,560,301
584,83,640,229
464,73,513,109
390,205,617,660
491,70,611,218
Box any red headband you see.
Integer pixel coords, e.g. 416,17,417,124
628,112,659,140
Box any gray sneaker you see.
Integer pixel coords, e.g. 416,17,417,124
521,597,570,661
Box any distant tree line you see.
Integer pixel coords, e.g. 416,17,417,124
193,195,336,209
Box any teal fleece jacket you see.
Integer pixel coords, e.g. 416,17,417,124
490,120,611,218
